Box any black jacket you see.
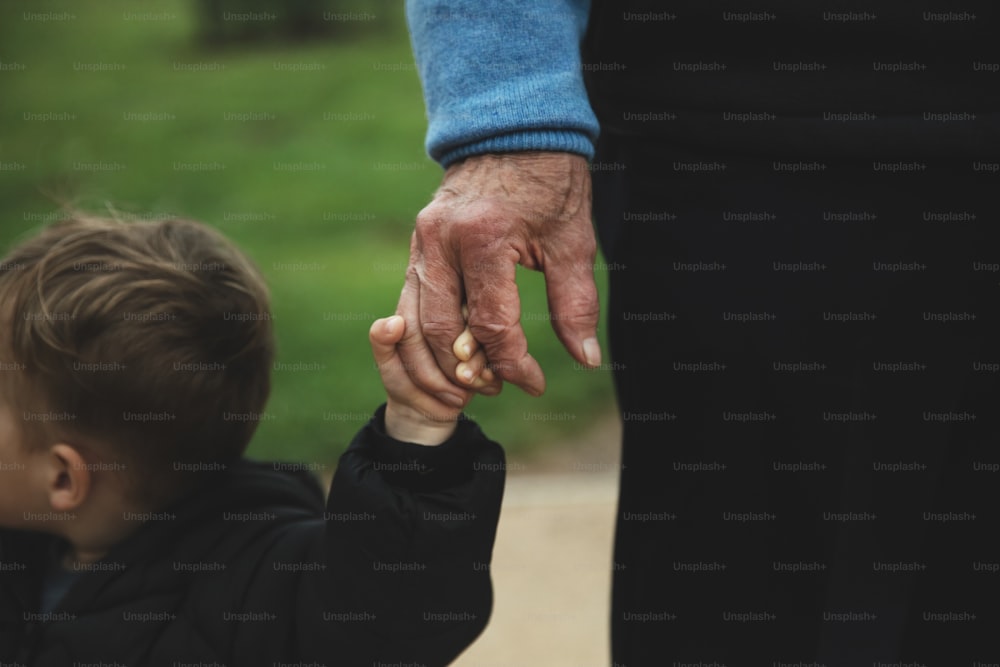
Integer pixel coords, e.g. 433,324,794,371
0,405,505,666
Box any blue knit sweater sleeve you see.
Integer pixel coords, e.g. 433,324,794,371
405,0,599,168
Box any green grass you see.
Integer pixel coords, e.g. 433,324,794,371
0,0,615,464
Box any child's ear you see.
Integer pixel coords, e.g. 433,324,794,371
46,443,91,512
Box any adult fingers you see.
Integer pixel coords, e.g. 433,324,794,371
413,215,472,389
461,241,545,396
394,252,468,408
544,238,602,368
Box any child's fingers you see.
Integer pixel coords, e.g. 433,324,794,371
456,349,502,395
453,304,478,361
373,314,476,406
455,345,487,383
455,364,501,394
455,361,476,384
452,326,479,362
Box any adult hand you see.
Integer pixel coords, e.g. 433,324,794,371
395,151,601,406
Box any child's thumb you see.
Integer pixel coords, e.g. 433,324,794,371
369,316,405,362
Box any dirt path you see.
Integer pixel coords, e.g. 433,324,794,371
452,414,622,667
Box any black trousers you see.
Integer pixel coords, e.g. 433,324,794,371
592,134,1000,666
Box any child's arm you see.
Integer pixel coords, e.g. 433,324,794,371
235,315,505,666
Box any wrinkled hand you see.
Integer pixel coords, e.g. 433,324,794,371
395,151,602,405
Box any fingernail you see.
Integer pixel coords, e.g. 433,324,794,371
460,343,471,359
583,337,602,367
384,316,401,335
458,364,474,381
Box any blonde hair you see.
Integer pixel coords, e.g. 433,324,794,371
0,215,275,506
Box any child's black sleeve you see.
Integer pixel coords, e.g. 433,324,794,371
0,532,22,657
320,403,506,666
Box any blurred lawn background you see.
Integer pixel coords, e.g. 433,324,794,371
0,0,616,465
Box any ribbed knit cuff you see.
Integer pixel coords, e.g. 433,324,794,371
436,129,596,169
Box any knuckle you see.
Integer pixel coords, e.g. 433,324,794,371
414,204,444,232
566,235,597,263
422,319,463,347
403,262,421,281
556,290,600,314
468,321,521,351
486,359,526,381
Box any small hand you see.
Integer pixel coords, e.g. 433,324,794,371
370,315,496,446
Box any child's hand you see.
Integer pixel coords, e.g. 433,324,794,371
370,315,498,446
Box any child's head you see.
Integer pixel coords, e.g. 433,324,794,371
0,215,275,524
